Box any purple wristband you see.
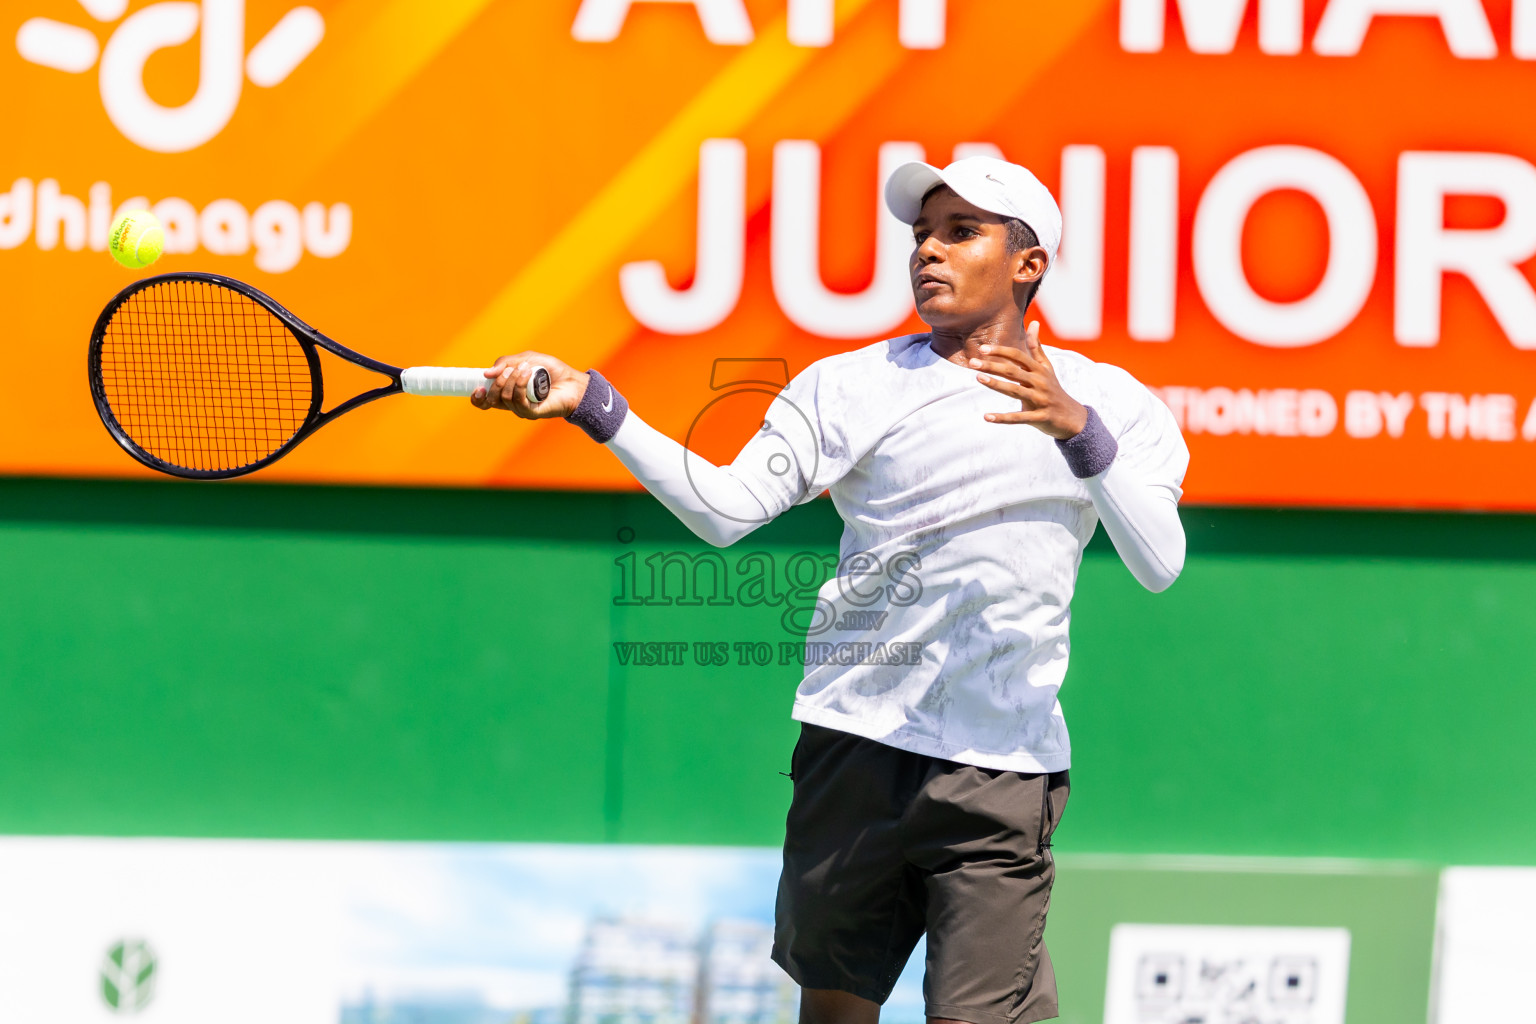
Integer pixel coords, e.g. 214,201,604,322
566,368,629,443
1055,406,1118,479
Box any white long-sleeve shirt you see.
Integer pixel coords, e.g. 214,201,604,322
604,333,1189,772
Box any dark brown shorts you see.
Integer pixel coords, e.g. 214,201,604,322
771,724,1069,1024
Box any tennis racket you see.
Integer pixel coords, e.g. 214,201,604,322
87,272,549,480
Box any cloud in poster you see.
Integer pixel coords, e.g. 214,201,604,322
339,844,778,959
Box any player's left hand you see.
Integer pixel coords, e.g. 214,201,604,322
969,320,1089,440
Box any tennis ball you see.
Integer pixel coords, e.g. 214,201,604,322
108,210,165,270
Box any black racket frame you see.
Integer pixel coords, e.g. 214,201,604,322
88,271,407,480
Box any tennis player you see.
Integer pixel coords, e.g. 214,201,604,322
474,156,1189,1024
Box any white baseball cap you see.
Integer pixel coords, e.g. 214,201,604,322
884,155,1063,267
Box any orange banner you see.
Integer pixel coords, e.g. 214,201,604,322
6,0,1536,508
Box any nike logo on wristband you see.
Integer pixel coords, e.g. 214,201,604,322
602,387,614,413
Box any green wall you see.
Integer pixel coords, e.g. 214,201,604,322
2,477,1534,864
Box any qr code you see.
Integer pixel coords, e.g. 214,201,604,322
1104,925,1351,1024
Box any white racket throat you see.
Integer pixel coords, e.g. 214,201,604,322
401,365,550,403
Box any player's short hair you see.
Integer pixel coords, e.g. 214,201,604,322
1005,218,1039,255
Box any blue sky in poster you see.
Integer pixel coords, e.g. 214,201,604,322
336,842,927,1020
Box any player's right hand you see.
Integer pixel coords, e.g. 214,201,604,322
472,352,588,419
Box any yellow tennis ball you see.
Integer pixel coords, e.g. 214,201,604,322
108,210,165,270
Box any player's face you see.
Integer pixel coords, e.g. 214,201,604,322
909,188,1038,331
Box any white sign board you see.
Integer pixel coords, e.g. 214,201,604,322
1104,924,1351,1024
0,838,342,1024
1431,866,1536,1024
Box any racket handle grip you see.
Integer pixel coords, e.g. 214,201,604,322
401,366,492,397
401,365,551,404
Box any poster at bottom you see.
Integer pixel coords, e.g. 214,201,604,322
0,837,927,1024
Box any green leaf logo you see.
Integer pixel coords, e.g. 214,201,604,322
100,939,157,1014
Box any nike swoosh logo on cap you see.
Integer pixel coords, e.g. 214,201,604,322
602,387,614,413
